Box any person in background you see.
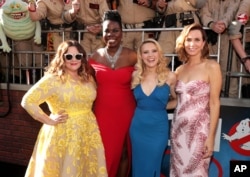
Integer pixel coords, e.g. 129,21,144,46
117,0,158,51
130,38,176,177
76,0,110,56
88,10,137,177
228,0,250,72
170,23,222,177
156,0,206,63
27,0,80,50
200,0,241,97
21,40,107,177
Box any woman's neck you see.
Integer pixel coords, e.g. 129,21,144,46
65,71,79,79
187,56,204,66
106,45,121,56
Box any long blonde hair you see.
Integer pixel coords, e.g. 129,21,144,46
131,39,170,89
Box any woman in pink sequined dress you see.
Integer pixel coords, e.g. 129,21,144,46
170,23,222,177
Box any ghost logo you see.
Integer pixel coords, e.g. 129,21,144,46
237,13,249,25
222,118,250,156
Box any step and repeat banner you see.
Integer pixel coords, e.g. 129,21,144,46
161,98,250,177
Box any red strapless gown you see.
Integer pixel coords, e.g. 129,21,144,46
88,59,136,177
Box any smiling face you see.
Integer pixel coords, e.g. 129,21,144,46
184,29,205,57
102,20,122,48
64,46,83,75
141,42,159,69
2,0,28,20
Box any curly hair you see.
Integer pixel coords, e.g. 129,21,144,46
131,38,170,89
175,23,209,63
44,40,93,83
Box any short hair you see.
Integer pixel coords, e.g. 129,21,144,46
102,10,122,29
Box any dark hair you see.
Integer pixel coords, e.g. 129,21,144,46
45,40,93,82
102,10,122,29
176,23,209,62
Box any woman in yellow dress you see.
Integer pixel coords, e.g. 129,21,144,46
21,40,107,177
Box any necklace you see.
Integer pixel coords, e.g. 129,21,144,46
104,45,123,69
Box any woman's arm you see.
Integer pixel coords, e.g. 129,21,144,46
21,76,68,125
203,60,222,158
166,71,177,110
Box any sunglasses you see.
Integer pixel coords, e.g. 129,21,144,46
64,53,84,60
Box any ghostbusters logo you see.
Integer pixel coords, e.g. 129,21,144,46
222,118,250,156
237,13,249,25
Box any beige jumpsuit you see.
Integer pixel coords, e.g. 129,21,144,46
228,0,250,87
228,0,250,41
77,0,110,55
35,0,77,50
158,0,205,57
117,0,155,51
201,0,241,97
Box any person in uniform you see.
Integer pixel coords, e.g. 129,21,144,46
76,0,110,56
200,0,241,97
156,0,205,65
28,0,80,50
228,0,250,72
117,0,158,51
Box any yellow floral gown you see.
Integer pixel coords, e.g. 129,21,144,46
22,74,107,177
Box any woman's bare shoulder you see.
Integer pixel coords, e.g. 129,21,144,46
90,48,104,61
205,59,221,71
166,71,177,85
175,64,184,74
123,47,136,55
122,47,137,63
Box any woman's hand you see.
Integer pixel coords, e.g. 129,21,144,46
202,137,214,159
48,110,68,125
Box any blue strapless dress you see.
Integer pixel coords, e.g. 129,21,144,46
130,84,170,177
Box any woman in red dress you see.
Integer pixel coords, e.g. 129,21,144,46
88,10,137,177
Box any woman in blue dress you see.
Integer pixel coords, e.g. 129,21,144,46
130,38,177,177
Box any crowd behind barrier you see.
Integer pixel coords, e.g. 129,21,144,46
0,26,250,98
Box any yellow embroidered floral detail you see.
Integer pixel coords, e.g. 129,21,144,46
22,75,107,177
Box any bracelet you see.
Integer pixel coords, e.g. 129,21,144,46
241,56,250,63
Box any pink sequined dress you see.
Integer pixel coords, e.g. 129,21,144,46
170,80,211,177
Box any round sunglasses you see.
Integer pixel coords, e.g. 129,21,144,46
64,53,84,60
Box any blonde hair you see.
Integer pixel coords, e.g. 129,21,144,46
131,39,170,89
